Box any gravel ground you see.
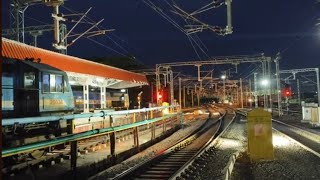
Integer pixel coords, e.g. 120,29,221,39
273,113,320,135
90,113,213,179
196,116,246,180
232,129,320,180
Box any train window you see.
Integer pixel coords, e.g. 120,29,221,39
24,72,36,88
43,73,50,92
42,73,50,92
50,74,56,92
55,75,63,92
42,73,64,93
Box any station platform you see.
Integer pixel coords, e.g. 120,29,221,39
4,111,208,180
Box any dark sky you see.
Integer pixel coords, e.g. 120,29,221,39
2,0,320,70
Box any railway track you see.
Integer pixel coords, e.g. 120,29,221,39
108,108,235,180
272,120,320,158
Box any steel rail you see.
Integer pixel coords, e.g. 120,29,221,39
170,109,236,179
109,107,224,180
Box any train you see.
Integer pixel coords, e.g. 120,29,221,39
2,58,159,155
2,58,75,148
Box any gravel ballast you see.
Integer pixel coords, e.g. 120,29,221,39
232,128,320,180
195,116,246,180
91,114,212,179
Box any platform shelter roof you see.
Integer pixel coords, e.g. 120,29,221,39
1,38,148,88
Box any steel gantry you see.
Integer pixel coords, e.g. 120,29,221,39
280,67,320,107
7,0,43,42
155,54,272,105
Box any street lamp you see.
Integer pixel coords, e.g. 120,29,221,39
261,79,269,86
221,75,226,103
248,98,253,108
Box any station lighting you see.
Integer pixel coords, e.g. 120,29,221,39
261,79,269,86
248,98,253,102
221,75,226,79
120,89,126,93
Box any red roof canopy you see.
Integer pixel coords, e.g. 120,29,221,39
1,38,148,85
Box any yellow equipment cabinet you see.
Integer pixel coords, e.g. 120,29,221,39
247,108,274,161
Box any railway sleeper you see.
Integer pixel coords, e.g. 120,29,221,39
138,174,172,179
144,170,174,175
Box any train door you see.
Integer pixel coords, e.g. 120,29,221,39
15,71,39,117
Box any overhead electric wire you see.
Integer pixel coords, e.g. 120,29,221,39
187,35,201,60
61,5,131,57
85,36,128,56
153,0,212,60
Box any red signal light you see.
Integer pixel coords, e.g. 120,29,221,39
284,89,291,97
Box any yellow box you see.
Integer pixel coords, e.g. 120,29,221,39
247,108,274,161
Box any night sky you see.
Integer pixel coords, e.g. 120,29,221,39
2,0,320,70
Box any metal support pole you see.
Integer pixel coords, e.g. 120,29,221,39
274,55,282,116
240,78,243,108
21,6,28,43
70,140,77,172
183,86,186,108
316,68,320,107
53,5,60,45
170,70,174,106
110,132,116,155
151,82,154,103
268,58,272,112
223,79,226,103
262,62,267,109
197,87,200,107
249,79,252,108
191,90,194,107
196,65,201,81
151,123,155,140
254,73,258,108
109,115,116,155
133,127,139,150
83,84,89,113
297,78,301,105
179,77,182,107
100,86,106,109
156,69,160,105
200,80,203,97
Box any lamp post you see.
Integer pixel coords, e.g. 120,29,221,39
221,74,226,103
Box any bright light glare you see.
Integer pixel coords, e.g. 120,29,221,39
212,112,220,116
120,89,126,93
220,138,241,149
221,75,226,79
261,79,269,86
248,98,252,102
163,108,169,114
96,77,104,82
273,135,290,147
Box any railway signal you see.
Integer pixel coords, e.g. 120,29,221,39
283,84,291,97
